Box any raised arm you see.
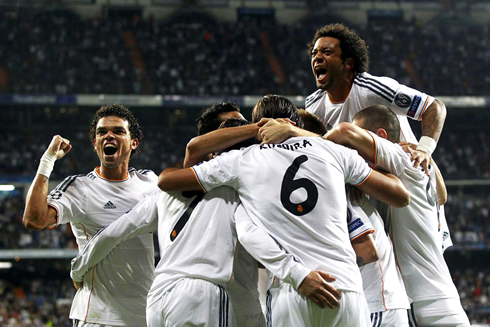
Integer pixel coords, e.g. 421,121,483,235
184,123,260,168
23,135,72,230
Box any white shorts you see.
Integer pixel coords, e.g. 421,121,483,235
73,320,145,327
408,298,470,327
267,282,371,327
146,278,234,327
73,322,144,327
370,309,408,327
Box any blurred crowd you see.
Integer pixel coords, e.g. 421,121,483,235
1,5,490,325
1,9,489,96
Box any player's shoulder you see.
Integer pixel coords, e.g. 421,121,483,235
305,89,326,108
129,167,158,181
55,172,91,189
353,72,400,103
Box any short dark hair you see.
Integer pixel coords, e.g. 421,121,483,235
308,23,369,74
218,118,257,152
89,104,143,158
353,105,400,143
197,102,241,135
298,109,327,135
252,94,303,128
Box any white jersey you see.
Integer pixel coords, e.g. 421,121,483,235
305,72,434,142
192,137,373,294
368,131,460,302
145,187,240,308
48,167,158,326
305,71,452,252
226,241,264,322
355,196,410,313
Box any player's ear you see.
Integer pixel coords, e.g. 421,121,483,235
375,128,388,140
131,138,139,150
344,58,354,70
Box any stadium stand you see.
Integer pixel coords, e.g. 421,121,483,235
0,2,489,325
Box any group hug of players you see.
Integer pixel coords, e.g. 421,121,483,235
22,23,471,327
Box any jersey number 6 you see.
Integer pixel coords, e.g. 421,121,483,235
280,155,318,216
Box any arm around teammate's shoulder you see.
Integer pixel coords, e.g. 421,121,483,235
158,167,203,192
183,123,260,168
357,170,410,208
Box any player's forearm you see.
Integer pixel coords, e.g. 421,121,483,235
359,171,410,208
420,98,446,143
183,124,260,168
70,215,151,282
23,174,53,230
236,216,310,289
158,168,202,192
325,123,376,162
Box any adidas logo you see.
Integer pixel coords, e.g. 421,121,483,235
103,201,117,209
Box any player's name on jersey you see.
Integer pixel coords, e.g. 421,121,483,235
259,139,313,152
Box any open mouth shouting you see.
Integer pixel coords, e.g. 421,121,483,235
315,66,328,83
104,143,118,156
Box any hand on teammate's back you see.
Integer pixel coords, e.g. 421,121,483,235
298,270,341,309
399,141,430,176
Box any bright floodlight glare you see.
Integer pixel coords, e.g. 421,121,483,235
0,185,15,191
0,262,13,269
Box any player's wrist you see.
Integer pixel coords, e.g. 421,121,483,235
287,264,312,290
416,136,436,156
37,150,57,178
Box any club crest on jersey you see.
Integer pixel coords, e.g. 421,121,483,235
394,93,411,108
103,201,117,209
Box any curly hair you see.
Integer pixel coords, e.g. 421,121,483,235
197,102,241,135
252,94,304,129
89,104,143,158
307,23,370,74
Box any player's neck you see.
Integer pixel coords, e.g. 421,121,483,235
326,73,354,103
97,165,129,181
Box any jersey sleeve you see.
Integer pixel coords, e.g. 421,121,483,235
366,131,411,178
234,205,311,290
347,195,374,241
70,190,160,282
368,75,434,121
336,145,373,186
191,150,241,192
47,175,87,227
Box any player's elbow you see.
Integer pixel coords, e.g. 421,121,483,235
183,138,199,168
22,213,45,231
393,187,410,208
158,169,178,192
